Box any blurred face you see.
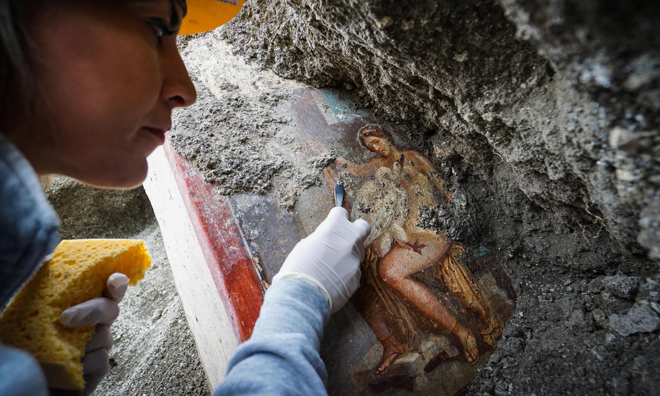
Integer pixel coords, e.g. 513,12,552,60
11,0,196,188
363,135,393,157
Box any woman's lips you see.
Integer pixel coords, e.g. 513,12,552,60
143,126,167,144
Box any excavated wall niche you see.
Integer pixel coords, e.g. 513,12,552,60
220,0,659,263
197,0,660,394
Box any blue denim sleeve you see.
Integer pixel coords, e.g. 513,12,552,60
0,343,48,396
213,279,331,396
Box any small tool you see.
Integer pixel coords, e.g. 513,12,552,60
334,184,344,208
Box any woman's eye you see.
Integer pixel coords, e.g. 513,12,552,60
151,25,164,39
146,18,173,44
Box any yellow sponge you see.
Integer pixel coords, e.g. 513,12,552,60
0,239,151,390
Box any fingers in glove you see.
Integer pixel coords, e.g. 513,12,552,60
81,348,110,396
81,349,110,396
104,273,129,303
326,207,370,239
317,258,351,299
86,325,113,352
347,268,361,296
352,219,371,241
328,206,349,219
83,374,105,396
60,297,119,328
82,348,109,376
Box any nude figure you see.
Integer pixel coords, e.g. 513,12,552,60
332,125,492,368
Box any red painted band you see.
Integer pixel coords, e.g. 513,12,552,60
163,140,264,342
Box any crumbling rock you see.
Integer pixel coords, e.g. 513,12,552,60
221,0,659,262
609,302,660,337
169,38,324,209
602,274,641,300
171,0,660,393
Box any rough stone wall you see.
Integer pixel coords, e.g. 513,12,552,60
210,0,660,394
220,0,659,261
499,0,660,259
45,177,155,239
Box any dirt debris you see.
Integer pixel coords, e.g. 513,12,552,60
170,34,331,209
169,82,293,196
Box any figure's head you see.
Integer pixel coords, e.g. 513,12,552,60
357,125,395,157
0,0,242,189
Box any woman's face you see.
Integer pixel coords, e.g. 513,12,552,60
364,135,393,157
12,0,196,188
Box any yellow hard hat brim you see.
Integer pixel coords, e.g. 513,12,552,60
179,0,245,36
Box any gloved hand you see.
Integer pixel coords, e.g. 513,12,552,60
59,273,129,395
273,207,371,313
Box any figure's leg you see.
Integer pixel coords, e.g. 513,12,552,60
379,245,479,364
370,316,407,375
353,284,407,374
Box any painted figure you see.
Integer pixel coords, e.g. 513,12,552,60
327,124,503,374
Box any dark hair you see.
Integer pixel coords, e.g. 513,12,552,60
357,124,394,151
0,0,33,121
173,0,187,16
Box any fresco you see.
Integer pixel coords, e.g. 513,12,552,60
229,88,516,395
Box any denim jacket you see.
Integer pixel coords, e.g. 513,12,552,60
0,133,58,395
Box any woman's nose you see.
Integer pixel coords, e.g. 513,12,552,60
160,47,197,109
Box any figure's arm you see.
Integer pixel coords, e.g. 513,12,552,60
409,152,454,204
334,157,386,177
214,208,371,396
323,157,381,191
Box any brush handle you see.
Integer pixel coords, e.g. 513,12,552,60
334,184,344,208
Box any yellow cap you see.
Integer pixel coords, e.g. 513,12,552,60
180,0,245,36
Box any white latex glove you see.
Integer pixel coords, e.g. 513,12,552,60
59,273,129,395
273,207,371,313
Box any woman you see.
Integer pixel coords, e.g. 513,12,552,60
335,125,502,369
0,1,370,395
